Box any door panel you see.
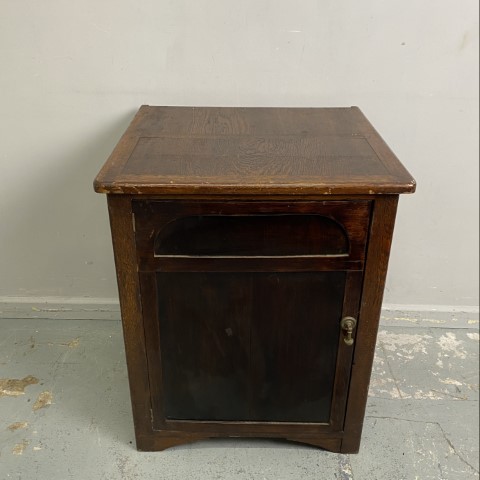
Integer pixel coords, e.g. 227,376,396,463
249,271,346,422
154,215,349,257
157,272,251,421
156,271,347,424
138,201,366,433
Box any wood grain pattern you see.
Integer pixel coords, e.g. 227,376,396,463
150,271,348,424
106,195,152,450
137,432,342,452
94,106,416,196
340,196,399,453
96,108,415,453
156,272,251,422
122,135,385,178
133,200,371,268
154,215,350,257
132,199,365,449
329,271,363,431
248,271,346,423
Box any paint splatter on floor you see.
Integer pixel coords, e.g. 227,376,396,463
377,331,432,357
33,391,53,411
12,440,29,455
437,332,467,359
0,375,39,397
61,338,80,348
338,454,354,479
369,328,479,402
7,421,29,432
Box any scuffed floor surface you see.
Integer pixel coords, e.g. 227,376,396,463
0,319,478,480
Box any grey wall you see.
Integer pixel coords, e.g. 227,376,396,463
1,1,478,307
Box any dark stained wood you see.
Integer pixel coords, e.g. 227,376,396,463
139,256,364,274
137,432,208,452
340,196,399,453
106,195,152,450
161,420,333,436
156,272,251,422
285,437,342,452
248,272,347,423
150,271,353,424
137,272,164,427
137,432,342,452
133,200,371,266
94,106,416,196
329,271,363,431
95,107,415,453
155,215,349,257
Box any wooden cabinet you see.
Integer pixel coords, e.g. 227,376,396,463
94,106,415,453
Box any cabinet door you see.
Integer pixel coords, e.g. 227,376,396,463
146,270,361,432
156,270,359,422
249,271,348,423
134,200,368,433
155,272,252,422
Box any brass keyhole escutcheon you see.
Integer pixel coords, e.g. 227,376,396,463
340,316,357,346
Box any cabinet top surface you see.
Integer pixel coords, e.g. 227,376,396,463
94,106,416,196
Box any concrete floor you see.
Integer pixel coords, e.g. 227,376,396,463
0,318,478,480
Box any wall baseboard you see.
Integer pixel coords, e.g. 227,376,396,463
381,303,479,329
0,297,478,328
0,296,120,321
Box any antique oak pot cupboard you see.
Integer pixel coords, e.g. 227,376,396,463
94,106,415,453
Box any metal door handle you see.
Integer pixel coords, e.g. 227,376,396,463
340,316,357,346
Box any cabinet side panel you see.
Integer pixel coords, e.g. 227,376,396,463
341,195,399,453
107,195,153,446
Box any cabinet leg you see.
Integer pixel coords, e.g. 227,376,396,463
340,434,361,454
